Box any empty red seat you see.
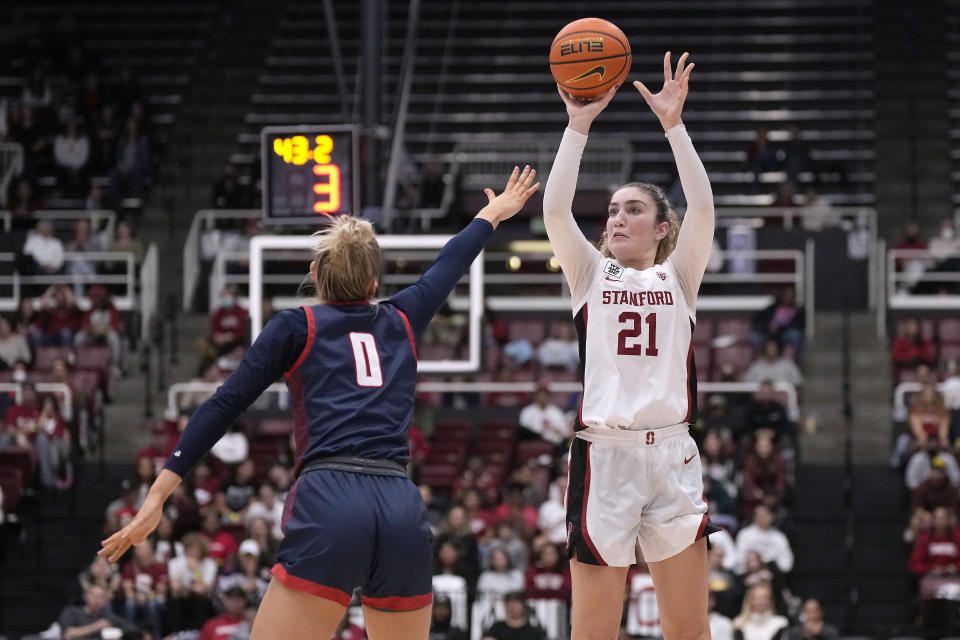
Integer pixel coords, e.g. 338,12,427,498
433,419,472,443
478,421,516,442
693,345,712,378
0,467,23,514
0,447,35,487
940,343,960,365
712,344,755,374
714,318,752,343
940,319,960,343
516,440,555,465
420,464,461,488
33,347,74,371
75,346,113,373
693,318,714,344
508,319,547,345
426,440,468,466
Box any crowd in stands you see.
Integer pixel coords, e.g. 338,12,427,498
1,29,156,218
893,217,960,295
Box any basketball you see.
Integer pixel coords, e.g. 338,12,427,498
549,18,632,99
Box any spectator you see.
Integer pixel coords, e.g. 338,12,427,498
891,318,936,371
517,386,569,445
536,475,567,546
536,321,578,371
328,611,366,640
210,423,249,466
460,485,494,535
179,363,225,411
799,188,840,231
732,582,789,640
189,458,222,509
79,555,123,597
1,381,40,449
53,117,90,195
207,285,249,359
704,475,738,532
746,381,792,444
435,506,481,586
40,284,83,346
490,488,538,547
86,183,108,211
477,548,525,622
481,591,546,640
104,479,139,537
34,393,71,489
246,516,279,567
701,430,739,500
218,458,259,519
66,219,105,297
746,128,778,175
434,548,470,631
781,598,840,640
741,433,788,516
430,593,468,640
0,315,31,370
744,339,803,387
93,104,119,174
108,219,145,265
895,220,927,271
906,440,960,490
912,459,959,517
56,583,140,639
217,539,269,607
22,219,65,274
780,124,814,182
110,117,150,198
735,505,794,574
524,542,570,602
154,515,185,564
737,550,792,615
710,592,735,640
15,297,45,349
200,508,239,567
245,483,284,540
708,544,743,619
751,288,805,359
167,532,218,633
7,178,43,227
909,384,950,448
121,540,167,638
196,585,250,640
75,285,125,371
211,161,248,209
418,160,447,208
771,181,799,207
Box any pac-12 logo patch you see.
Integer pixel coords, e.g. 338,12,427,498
603,260,624,281
657,272,667,281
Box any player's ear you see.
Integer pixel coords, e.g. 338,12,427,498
655,221,669,241
308,259,318,282
367,278,378,298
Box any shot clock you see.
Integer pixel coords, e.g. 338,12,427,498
261,125,359,224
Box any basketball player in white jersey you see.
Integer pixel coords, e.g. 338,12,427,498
543,52,715,640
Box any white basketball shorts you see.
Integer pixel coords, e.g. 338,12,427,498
564,424,710,566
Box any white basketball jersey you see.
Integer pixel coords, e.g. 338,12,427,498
571,256,697,432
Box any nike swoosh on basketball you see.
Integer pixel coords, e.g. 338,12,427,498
568,65,605,83
683,454,696,464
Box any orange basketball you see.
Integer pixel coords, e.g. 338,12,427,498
550,18,631,99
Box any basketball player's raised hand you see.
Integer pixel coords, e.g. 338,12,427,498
476,165,541,228
558,83,619,135
634,51,694,132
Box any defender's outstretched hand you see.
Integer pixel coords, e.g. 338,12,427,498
98,495,163,563
476,165,541,228
634,51,694,131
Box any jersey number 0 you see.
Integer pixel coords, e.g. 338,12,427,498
617,311,659,357
349,332,384,387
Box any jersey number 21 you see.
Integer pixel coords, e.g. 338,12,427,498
617,311,659,356
349,332,384,387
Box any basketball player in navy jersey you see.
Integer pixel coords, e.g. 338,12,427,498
99,166,540,640
544,53,716,640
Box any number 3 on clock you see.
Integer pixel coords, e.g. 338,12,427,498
617,311,659,356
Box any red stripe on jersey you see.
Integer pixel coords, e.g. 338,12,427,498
581,441,607,565
270,564,352,606
287,371,310,476
361,592,433,611
682,328,694,423
695,513,709,541
576,304,588,429
396,309,418,360
284,306,315,378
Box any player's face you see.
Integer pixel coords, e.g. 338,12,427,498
606,186,667,265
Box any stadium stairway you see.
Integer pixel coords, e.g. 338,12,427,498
0,464,133,637
791,464,911,635
800,311,891,465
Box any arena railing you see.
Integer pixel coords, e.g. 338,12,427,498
181,209,261,312
0,383,73,420
891,381,955,422
166,380,799,423
885,247,960,310
0,251,139,312
140,243,159,343
0,209,117,238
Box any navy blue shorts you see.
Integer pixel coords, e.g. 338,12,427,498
271,469,433,610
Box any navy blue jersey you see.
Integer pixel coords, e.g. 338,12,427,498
164,218,494,478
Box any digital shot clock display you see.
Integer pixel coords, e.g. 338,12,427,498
261,125,359,224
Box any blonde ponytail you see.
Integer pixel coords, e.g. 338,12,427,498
312,216,380,302
598,182,680,265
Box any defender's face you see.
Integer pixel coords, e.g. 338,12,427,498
606,186,667,265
